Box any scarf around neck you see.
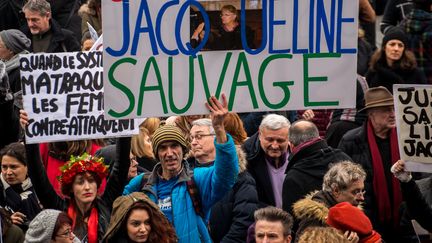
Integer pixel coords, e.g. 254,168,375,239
367,120,402,226
68,202,99,243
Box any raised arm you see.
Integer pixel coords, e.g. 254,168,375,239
199,94,239,211
101,136,131,207
20,110,66,210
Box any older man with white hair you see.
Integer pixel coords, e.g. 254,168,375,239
243,114,291,207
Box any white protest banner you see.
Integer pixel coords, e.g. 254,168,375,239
394,84,432,172
20,51,140,144
103,0,358,119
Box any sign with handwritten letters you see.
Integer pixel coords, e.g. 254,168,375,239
394,84,432,172
20,52,140,144
103,0,359,119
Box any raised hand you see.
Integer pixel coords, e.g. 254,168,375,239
205,94,228,143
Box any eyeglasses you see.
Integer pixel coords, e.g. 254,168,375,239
189,133,215,141
349,189,366,197
56,229,74,238
130,156,137,162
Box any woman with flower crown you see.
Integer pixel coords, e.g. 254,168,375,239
20,110,131,243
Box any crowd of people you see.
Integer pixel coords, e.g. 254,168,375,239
0,0,432,242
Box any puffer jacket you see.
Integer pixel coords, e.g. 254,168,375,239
25,137,131,242
210,147,259,243
125,134,239,243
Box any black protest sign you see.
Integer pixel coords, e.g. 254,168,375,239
395,84,432,169
20,52,139,144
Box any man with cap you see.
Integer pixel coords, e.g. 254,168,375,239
123,94,239,243
0,29,31,149
21,0,80,53
338,86,402,242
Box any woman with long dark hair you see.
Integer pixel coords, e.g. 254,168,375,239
103,192,177,243
366,29,427,92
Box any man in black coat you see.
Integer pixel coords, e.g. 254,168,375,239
338,86,404,242
282,120,352,214
243,114,291,208
21,0,80,53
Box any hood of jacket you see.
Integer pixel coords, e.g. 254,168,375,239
102,192,162,242
292,191,330,225
236,145,247,173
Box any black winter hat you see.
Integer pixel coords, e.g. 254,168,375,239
382,29,408,48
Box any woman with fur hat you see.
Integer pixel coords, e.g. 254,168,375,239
21,109,132,243
366,29,427,93
25,209,80,243
103,192,177,243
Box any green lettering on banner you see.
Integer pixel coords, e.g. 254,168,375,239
168,56,194,114
303,53,340,106
258,54,294,109
107,57,136,118
138,57,168,115
229,52,258,110
198,52,233,99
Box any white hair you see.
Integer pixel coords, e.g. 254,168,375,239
191,118,215,134
259,114,291,130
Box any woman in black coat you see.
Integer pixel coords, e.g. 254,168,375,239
366,29,426,93
0,142,41,231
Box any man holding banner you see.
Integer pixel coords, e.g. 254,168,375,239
338,86,402,242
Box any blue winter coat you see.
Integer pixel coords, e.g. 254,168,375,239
123,134,239,243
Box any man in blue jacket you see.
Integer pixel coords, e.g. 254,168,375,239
124,94,239,243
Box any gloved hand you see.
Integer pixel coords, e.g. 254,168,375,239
391,160,412,183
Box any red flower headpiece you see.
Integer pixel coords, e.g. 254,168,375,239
57,153,109,188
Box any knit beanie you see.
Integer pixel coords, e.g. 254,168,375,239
25,209,61,243
0,29,31,54
382,29,407,48
152,125,189,156
326,202,381,243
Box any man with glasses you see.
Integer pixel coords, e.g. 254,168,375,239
189,118,216,166
291,161,366,239
123,95,239,243
338,86,401,242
